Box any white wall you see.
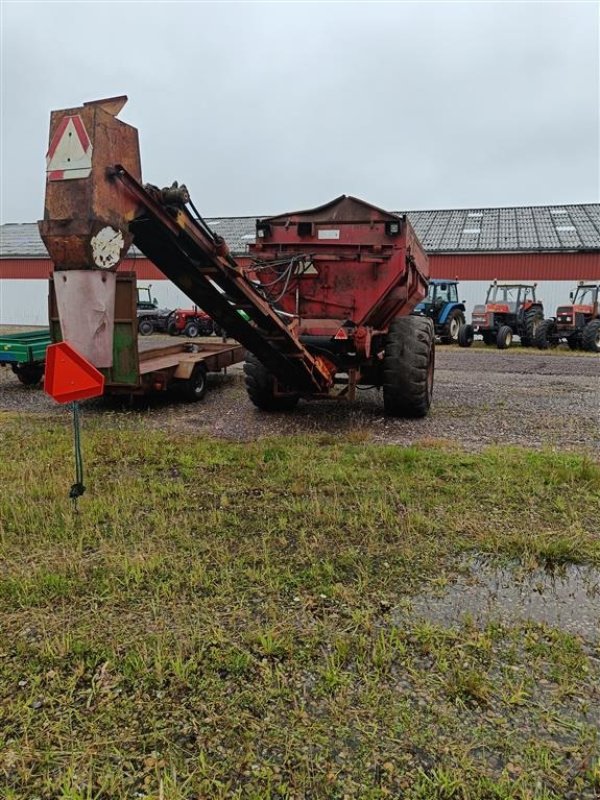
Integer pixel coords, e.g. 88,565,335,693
0,279,50,326
0,278,588,327
458,281,575,316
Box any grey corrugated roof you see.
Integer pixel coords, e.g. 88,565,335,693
2,203,599,258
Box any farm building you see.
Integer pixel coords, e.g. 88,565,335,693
1,202,599,326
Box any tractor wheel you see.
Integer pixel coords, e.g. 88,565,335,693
167,320,178,336
520,308,544,347
567,333,580,351
181,364,207,402
496,325,513,349
458,324,474,348
534,319,558,350
482,331,496,346
244,353,299,411
184,321,200,338
582,319,600,353
13,364,44,386
382,316,434,418
138,319,154,336
440,309,465,344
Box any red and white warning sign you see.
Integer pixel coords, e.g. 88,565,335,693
46,115,93,181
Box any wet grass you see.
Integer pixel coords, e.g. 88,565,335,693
0,412,599,798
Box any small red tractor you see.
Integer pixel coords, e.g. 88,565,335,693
168,307,215,337
535,282,600,352
458,282,544,349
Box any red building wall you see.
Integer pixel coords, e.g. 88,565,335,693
1,251,599,281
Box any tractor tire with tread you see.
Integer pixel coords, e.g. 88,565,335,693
567,333,580,351
440,309,465,344
13,364,44,386
582,319,600,353
534,319,558,350
458,324,474,348
382,316,434,418
181,364,208,402
497,325,513,349
244,353,299,411
520,307,544,347
138,319,154,336
184,321,200,338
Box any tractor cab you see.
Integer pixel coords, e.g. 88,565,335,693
484,283,537,314
566,283,599,313
413,279,465,344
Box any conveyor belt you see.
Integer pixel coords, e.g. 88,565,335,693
114,166,333,395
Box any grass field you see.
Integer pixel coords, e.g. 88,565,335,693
1,412,599,799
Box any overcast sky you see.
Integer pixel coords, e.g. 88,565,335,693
1,1,598,223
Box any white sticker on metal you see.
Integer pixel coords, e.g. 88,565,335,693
91,226,125,269
318,229,340,240
46,115,93,181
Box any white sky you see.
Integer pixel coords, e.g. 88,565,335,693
1,0,599,222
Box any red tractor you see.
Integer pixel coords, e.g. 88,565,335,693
458,282,544,349
535,282,600,352
168,307,215,337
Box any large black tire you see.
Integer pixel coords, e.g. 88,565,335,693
138,319,154,336
582,319,600,353
184,321,200,338
482,331,496,346
244,353,299,411
440,309,465,344
167,320,178,336
458,324,474,348
534,319,558,350
521,308,544,347
497,325,513,349
180,364,207,402
567,333,580,351
13,364,44,386
382,316,434,418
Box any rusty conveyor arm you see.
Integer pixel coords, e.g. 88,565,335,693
111,166,333,394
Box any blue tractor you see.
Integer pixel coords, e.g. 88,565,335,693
412,279,466,344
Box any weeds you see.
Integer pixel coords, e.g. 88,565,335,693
0,415,599,797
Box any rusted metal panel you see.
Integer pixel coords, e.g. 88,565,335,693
39,98,142,272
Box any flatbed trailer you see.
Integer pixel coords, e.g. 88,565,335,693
48,274,244,400
0,329,51,385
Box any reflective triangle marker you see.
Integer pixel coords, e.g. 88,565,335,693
44,342,105,404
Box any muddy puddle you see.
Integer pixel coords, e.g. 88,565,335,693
403,556,600,640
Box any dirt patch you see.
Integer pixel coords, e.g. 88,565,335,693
1,345,598,452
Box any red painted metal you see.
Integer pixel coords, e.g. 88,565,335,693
44,341,105,403
250,195,429,333
430,252,600,281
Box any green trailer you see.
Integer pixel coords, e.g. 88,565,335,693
0,329,51,385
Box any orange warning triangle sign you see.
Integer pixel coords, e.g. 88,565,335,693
46,115,93,181
44,342,105,404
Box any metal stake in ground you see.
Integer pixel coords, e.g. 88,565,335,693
43,342,105,505
69,401,85,510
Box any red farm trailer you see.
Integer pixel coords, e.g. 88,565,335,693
38,96,433,416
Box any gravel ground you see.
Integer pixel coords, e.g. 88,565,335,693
1,343,598,452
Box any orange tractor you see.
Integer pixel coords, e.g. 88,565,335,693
458,282,545,349
535,282,600,352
